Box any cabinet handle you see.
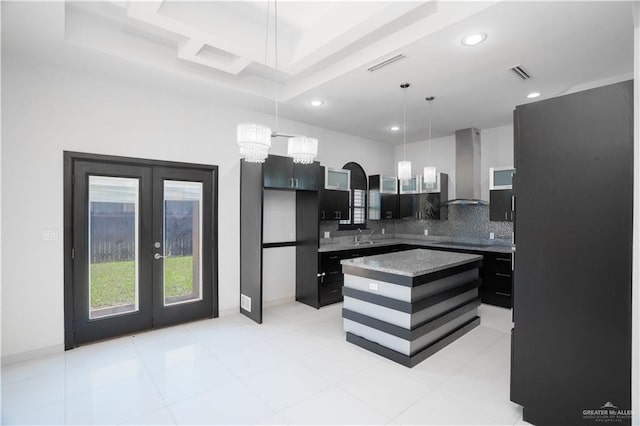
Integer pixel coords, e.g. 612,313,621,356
496,291,511,297
496,258,510,262
295,178,299,188
320,211,325,220
329,289,339,293
329,256,339,260
337,211,342,220
504,211,508,220
496,272,512,278
328,270,339,275
511,195,515,211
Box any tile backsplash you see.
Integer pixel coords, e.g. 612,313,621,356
319,204,512,244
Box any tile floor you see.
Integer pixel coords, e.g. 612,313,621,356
1,303,532,425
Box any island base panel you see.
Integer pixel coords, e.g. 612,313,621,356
343,269,479,302
342,289,478,329
344,309,476,356
346,316,480,367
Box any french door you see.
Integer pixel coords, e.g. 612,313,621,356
65,153,217,347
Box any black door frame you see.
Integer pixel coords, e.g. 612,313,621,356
64,151,219,349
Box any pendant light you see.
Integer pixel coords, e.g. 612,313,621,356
423,96,437,189
236,0,318,164
397,83,412,180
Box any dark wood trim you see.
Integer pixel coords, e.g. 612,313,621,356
346,316,480,367
262,241,298,248
63,153,74,350
342,297,481,340
342,259,483,287
63,151,219,348
342,280,480,314
63,151,216,171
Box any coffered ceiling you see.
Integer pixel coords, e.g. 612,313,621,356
2,1,635,143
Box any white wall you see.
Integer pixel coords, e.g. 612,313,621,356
0,56,394,360
393,124,514,201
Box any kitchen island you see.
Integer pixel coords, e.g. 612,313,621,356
341,248,483,367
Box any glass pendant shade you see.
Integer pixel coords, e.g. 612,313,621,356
237,123,272,163
288,136,318,164
423,166,437,187
398,160,412,180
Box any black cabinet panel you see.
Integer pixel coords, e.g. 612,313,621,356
399,194,414,218
263,155,293,189
319,190,349,221
380,194,398,219
490,189,513,222
293,162,319,190
511,81,633,425
263,155,318,190
240,161,263,323
417,193,441,220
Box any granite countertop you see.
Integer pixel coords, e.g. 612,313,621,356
318,237,514,254
340,248,483,277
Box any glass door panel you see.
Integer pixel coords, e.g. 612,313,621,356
88,176,140,319
163,181,203,306
152,167,214,328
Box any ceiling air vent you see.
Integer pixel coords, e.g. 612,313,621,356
508,65,531,80
367,54,406,72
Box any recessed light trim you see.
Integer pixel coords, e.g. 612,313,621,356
527,92,541,99
461,33,487,46
390,126,401,132
309,100,324,107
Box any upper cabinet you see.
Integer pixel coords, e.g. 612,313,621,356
489,167,515,190
399,176,419,194
399,173,448,220
263,154,319,190
324,167,351,191
369,175,398,220
490,189,514,222
489,166,515,222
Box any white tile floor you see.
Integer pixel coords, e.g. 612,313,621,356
1,303,533,425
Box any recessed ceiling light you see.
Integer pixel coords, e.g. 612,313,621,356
309,100,324,107
390,126,401,132
526,92,541,99
461,33,487,46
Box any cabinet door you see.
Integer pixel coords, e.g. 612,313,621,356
417,193,441,220
335,190,349,220
293,162,319,190
380,194,398,219
490,189,513,221
320,190,349,220
263,155,293,189
399,194,415,218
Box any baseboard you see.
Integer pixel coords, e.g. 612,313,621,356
264,296,296,309
1,344,64,366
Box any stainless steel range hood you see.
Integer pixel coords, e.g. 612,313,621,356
445,128,488,205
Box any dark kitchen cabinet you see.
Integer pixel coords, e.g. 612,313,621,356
510,81,633,425
300,244,412,308
489,189,513,222
480,253,512,308
240,156,319,325
399,193,443,220
263,154,319,190
319,189,349,221
368,175,398,220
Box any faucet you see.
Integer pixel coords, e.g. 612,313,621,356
354,228,362,244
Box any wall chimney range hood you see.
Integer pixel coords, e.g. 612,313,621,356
446,128,488,205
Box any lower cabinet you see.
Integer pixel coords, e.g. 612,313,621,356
307,244,513,309
311,245,411,308
480,253,513,308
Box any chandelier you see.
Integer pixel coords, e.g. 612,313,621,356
236,0,318,164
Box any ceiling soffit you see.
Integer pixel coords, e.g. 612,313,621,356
63,1,498,101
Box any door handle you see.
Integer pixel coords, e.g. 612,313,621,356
154,253,167,260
